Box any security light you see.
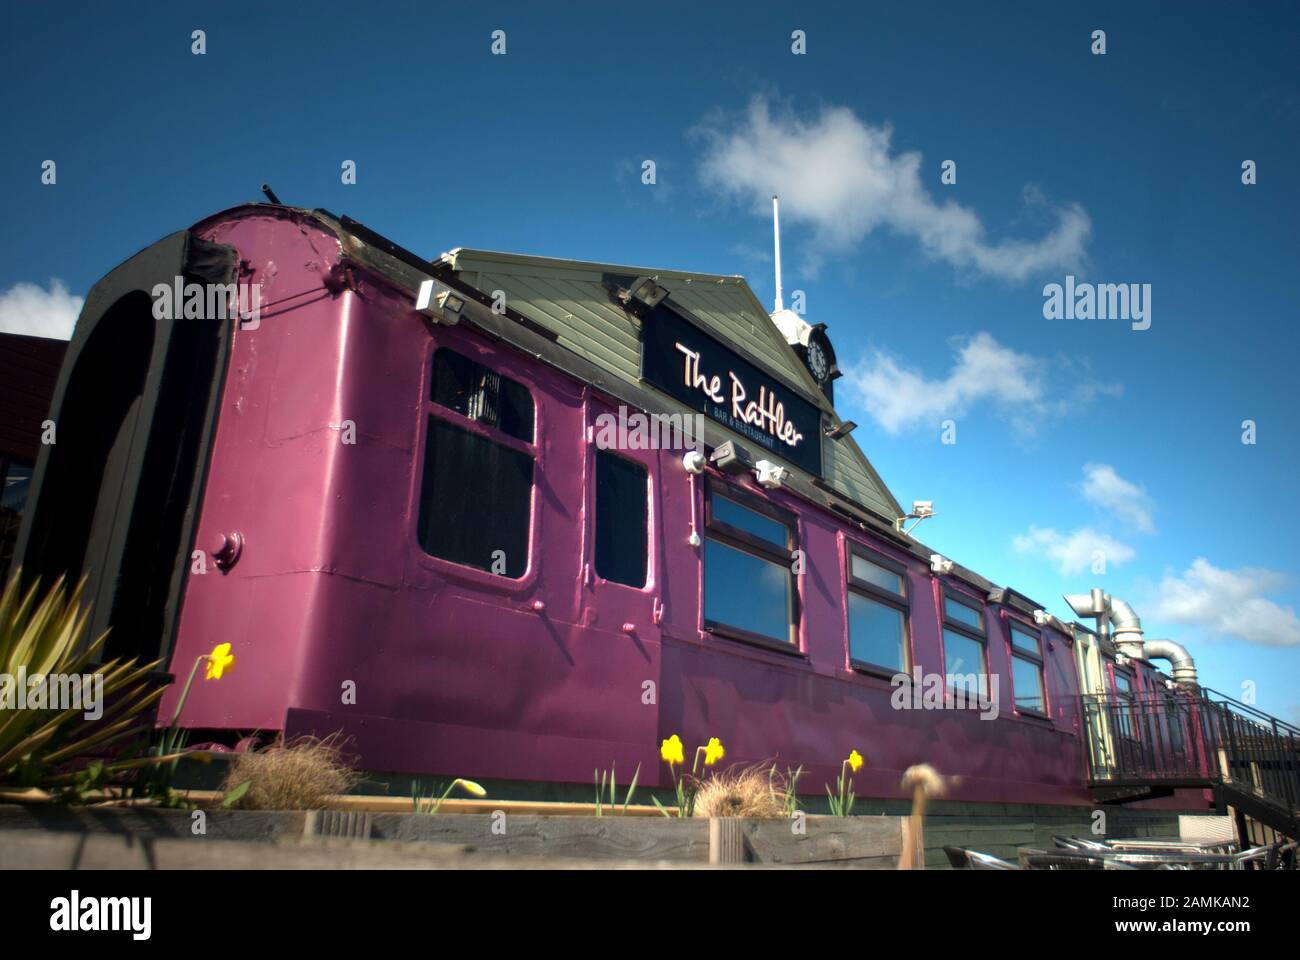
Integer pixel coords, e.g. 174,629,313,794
930,554,954,575
415,278,464,325
754,460,788,489
709,440,753,475
824,419,857,440
896,499,936,536
682,450,707,474
621,276,669,312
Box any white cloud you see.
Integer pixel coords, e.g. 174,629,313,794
1150,558,1300,647
1013,526,1136,576
1079,463,1155,533
0,279,82,340
696,96,1090,282
839,332,1119,436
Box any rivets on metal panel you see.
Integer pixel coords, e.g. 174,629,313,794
209,531,243,570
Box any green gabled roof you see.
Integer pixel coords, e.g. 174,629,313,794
441,247,902,521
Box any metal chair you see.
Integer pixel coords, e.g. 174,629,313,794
943,845,1019,870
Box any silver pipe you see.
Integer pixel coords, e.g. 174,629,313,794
1141,638,1199,685
1107,596,1143,638
1065,590,1198,686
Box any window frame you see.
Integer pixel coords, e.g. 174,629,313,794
700,476,801,653
0,456,34,584
591,446,651,590
1109,659,1138,740
1005,616,1049,719
412,342,540,589
429,346,535,443
845,541,911,677
940,587,990,701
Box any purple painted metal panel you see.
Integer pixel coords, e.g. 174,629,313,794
156,206,1197,809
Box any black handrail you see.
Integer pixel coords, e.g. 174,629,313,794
1080,690,1300,826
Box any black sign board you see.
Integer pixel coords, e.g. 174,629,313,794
639,305,822,476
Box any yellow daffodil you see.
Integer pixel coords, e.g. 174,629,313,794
660,734,685,766
848,749,864,773
452,778,487,798
204,642,235,680
704,737,725,766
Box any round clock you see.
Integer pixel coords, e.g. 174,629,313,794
806,337,829,382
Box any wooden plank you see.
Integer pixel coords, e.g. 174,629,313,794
741,816,904,864
709,818,745,864
0,831,704,870
6,788,675,818
368,814,710,862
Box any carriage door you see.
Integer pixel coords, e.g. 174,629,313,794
584,398,660,639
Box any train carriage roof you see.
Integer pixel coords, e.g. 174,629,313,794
439,246,902,521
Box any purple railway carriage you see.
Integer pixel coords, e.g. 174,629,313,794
14,202,1207,811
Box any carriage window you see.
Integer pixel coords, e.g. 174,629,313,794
1113,669,1133,698
417,418,532,577
847,546,909,674
944,595,984,631
431,348,534,442
702,482,797,648
1109,665,1137,737
0,461,33,584
942,590,989,699
943,629,988,697
1009,623,1046,714
594,450,647,588
417,350,534,579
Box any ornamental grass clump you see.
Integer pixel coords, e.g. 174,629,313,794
692,763,786,819
220,735,358,810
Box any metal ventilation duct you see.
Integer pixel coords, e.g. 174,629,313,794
1063,590,1198,687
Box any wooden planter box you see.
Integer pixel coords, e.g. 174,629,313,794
0,803,904,867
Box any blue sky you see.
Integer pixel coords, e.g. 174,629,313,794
3,2,1298,718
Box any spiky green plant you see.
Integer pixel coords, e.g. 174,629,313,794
594,762,640,816
0,571,167,789
771,763,804,817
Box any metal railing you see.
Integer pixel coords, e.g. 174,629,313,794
1201,687,1300,817
1080,690,1300,822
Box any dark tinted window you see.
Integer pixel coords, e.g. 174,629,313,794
702,481,798,646
1012,656,1045,712
848,592,906,672
431,349,534,443
417,416,532,577
944,596,984,631
594,451,647,587
944,628,989,698
1010,624,1040,654
0,462,33,583
703,538,792,641
711,494,788,548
